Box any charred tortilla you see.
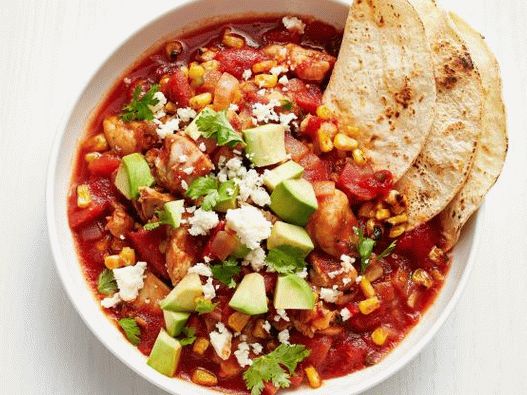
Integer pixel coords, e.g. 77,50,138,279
323,0,437,181
396,0,483,230
439,12,508,249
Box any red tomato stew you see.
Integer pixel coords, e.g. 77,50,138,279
68,15,450,395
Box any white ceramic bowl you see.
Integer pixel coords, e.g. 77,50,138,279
46,0,482,393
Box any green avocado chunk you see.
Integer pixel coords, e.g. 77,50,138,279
270,179,318,226
231,237,250,259
162,200,184,228
263,160,304,190
146,329,182,377
274,274,315,310
163,311,190,337
160,273,203,312
114,153,155,200
229,273,268,315
214,181,239,212
243,124,287,167
267,221,314,257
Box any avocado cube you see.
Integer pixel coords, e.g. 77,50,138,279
163,311,190,337
263,161,304,190
270,179,318,226
183,108,214,140
243,124,287,167
214,181,239,212
160,273,203,312
229,273,268,315
147,329,182,377
267,221,314,257
274,274,315,310
114,153,155,200
162,200,185,228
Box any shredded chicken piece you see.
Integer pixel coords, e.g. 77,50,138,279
103,115,158,156
309,251,358,291
166,227,198,285
135,186,174,221
290,302,337,338
131,272,170,312
106,203,134,239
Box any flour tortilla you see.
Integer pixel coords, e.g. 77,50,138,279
396,0,483,230
323,0,437,181
439,12,508,250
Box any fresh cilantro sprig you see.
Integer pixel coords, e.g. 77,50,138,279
121,84,160,122
211,257,240,288
243,344,310,395
97,269,117,295
266,246,306,275
179,327,196,346
186,176,237,211
195,298,218,315
196,109,244,147
354,227,397,273
118,318,141,345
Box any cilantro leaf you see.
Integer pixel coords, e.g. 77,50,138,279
186,176,237,211
97,269,117,295
378,240,397,260
354,226,375,274
243,344,310,395
179,327,196,346
196,109,244,147
121,84,159,122
280,99,293,111
266,246,306,274
118,318,141,345
211,257,240,288
186,175,218,199
195,298,218,315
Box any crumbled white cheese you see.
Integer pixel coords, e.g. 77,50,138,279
242,69,252,80
176,107,197,122
342,277,352,285
320,287,342,303
228,103,240,113
278,75,289,85
188,208,220,236
182,166,194,175
181,180,188,190
155,117,180,139
198,142,207,152
203,277,216,300
251,343,263,355
278,329,290,345
257,88,267,96
210,323,232,360
340,307,352,322
355,275,363,284
251,99,280,124
282,16,306,34
263,320,272,333
203,255,212,263
188,262,213,277
101,293,121,309
237,169,270,207
225,205,272,249
178,154,188,163
270,66,288,76
340,254,356,272
217,156,247,183
296,267,308,279
243,247,267,272
112,261,147,302
123,77,131,85
279,112,298,131
149,91,168,118
274,308,290,322
234,342,252,367
186,206,196,213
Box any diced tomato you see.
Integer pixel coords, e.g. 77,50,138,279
87,153,121,177
199,69,222,94
299,153,329,182
289,370,305,388
287,79,322,114
161,69,193,106
284,133,309,161
302,336,333,369
215,48,267,79
337,163,393,203
395,221,441,266
209,230,237,261
128,228,169,280
68,178,114,229
324,337,368,376
303,115,323,138
261,272,277,294
263,27,301,44
78,221,105,242
313,181,336,198
202,221,226,260
262,382,278,395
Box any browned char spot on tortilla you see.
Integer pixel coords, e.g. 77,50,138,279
435,42,475,91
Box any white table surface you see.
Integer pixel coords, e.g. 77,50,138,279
1,0,526,394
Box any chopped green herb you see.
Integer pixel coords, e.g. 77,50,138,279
97,269,117,295
243,344,310,395
195,298,218,315
118,318,141,345
266,246,306,275
354,227,397,273
378,240,397,260
186,176,237,211
211,257,240,288
280,99,293,111
121,84,160,122
179,326,196,346
196,109,244,147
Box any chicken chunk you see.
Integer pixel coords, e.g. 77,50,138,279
106,203,134,239
103,116,158,156
135,187,174,221
166,227,198,285
263,44,335,82
154,134,214,195
309,251,358,291
306,189,358,257
290,302,337,338
131,272,170,312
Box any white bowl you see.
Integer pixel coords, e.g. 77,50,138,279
46,0,482,393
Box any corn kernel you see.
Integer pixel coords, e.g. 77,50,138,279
412,269,434,289
360,277,376,298
191,368,218,386
223,32,245,48
305,366,322,389
333,133,359,151
188,63,205,80
428,246,445,263
352,148,367,165
407,290,420,308
386,213,408,226
430,268,445,281
316,105,333,120
252,60,277,74
358,296,381,315
104,255,124,270
76,184,92,208
201,60,220,71
84,152,101,163
227,311,251,332
317,129,334,153
189,92,212,110
375,208,391,221
254,74,278,88
165,102,177,114
344,125,360,136
192,337,210,355
389,224,406,238
119,247,136,266
84,133,108,152
371,327,388,346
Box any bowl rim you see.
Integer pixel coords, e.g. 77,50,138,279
45,1,484,394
